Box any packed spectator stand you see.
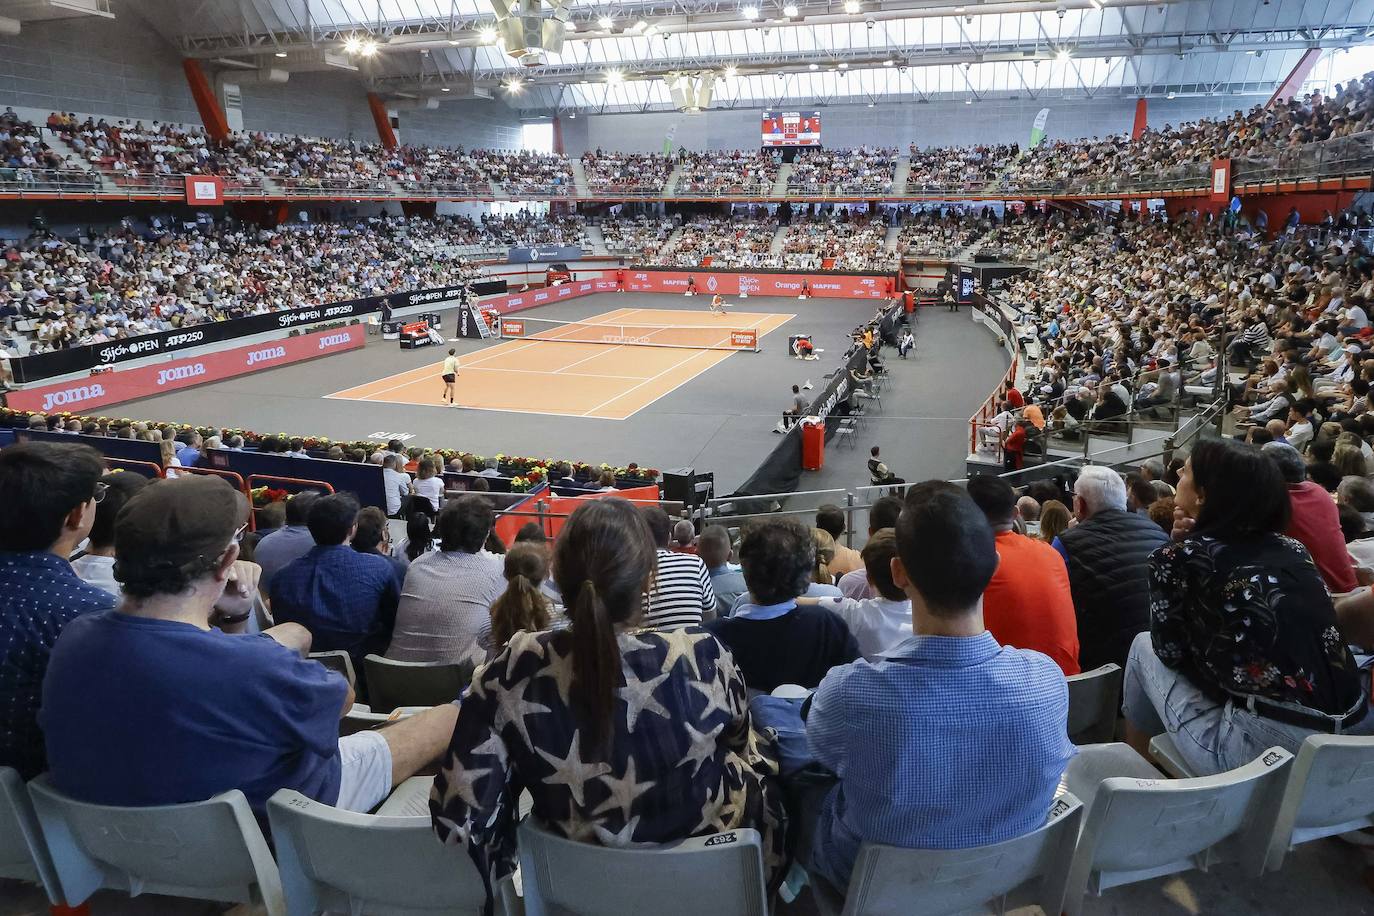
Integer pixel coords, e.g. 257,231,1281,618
581,150,673,194
787,146,896,195
17,71,1374,916
673,148,780,196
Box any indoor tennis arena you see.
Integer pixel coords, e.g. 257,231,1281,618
5,1,1374,914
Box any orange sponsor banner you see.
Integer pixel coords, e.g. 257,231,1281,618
502,319,526,336
731,329,758,349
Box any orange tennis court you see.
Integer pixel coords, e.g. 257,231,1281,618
326,306,794,420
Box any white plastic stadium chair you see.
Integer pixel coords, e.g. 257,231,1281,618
267,788,491,915
1262,734,1374,871
816,792,1084,916
27,775,285,915
1059,743,1292,915
0,768,63,906
517,819,769,916
1154,731,1374,872
1065,664,1122,745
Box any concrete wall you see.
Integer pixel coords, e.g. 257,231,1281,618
561,94,1270,154
0,11,199,124
398,99,523,150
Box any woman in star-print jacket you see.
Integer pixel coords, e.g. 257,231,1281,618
431,497,787,907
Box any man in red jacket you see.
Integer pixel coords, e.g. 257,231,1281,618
1264,442,1358,593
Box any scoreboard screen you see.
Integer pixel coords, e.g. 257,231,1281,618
762,111,821,147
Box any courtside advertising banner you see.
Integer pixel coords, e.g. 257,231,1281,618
8,325,365,414
485,279,620,315
623,270,894,299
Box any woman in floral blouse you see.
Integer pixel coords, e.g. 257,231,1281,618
1124,437,1371,775
429,497,787,908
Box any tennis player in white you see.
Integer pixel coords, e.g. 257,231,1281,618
440,348,459,407
710,294,730,317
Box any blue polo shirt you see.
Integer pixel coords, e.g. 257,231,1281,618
41,610,346,816
269,544,401,663
806,633,1074,889
0,551,117,778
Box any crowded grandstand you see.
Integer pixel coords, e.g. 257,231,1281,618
7,1,1374,915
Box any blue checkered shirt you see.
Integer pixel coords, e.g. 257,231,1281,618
805,632,1075,889
269,545,401,663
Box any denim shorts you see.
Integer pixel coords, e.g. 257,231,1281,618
1122,631,1374,776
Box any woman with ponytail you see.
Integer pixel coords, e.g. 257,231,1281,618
432,498,787,904
487,543,555,650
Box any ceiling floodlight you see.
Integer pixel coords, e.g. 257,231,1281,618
741,5,760,19
783,3,798,15
479,26,498,43
843,0,861,14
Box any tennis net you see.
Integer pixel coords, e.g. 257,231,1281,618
498,316,760,352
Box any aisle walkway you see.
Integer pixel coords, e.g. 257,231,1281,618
802,305,1009,495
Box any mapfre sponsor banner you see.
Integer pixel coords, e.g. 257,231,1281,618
9,326,364,414
623,270,894,299
485,278,619,315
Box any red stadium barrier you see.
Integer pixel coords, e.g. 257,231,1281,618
483,278,620,316
8,325,366,414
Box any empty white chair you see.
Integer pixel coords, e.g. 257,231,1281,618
1262,734,1374,871
0,768,62,906
28,775,284,915
817,792,1084,916
1065,664,1122,745
1151,731,1374,872
267,787,489,915
1059,742,1292,915
517,819,768,916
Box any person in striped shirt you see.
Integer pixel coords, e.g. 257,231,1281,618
639,506,716,628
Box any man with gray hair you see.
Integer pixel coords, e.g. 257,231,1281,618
1338,475,1374,573
1053,465,1169,671
1263,441,1357,593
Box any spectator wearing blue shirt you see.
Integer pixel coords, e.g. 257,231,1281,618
41,476,457,818
698,525,746,617
270,493,402,670
253,490,321,596
804,481,1075,892
0,442,114,779
174,430,202,468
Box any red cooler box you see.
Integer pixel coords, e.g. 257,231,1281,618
801,419,825,471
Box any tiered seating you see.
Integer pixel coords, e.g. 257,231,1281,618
907,143,1015,191
0,215,481,355
476,149,573,196
581,151,672,194
788,147,896,195
662,215,777,267
673,149,779,196
778,213,894,271
599,216,673,256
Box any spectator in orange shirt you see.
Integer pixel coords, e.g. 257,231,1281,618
966,475,1081,675
1023,401,1045,431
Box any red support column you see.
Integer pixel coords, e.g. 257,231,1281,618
367,92,398,149
1131,98,1147,140
1267,48,1323,108
182,59,229,141
552,115,565,155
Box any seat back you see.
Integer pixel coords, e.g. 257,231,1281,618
1068,747,1291,899
267,789,487,915
363,655,473,713
0,768,61,902
308,650,356,690
842,792,1083,916
1265,734,1374,870
1066,664,1122,744
517,820,768,916
27,776,283,914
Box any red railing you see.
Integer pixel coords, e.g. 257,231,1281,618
102,458,166,479
968,355,1019,460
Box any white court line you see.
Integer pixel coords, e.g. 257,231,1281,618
580,348,717,417
331,338,546,399
595,313,792,419
462,366,647,381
